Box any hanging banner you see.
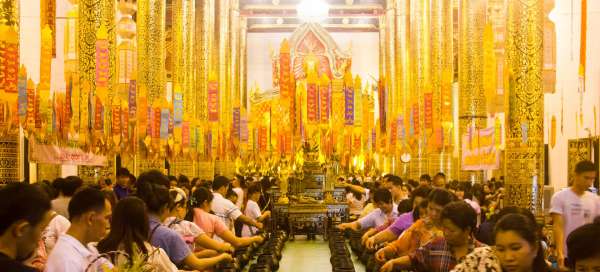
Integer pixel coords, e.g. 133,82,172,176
413,104,420,136
30,140,107,166
307,83,318,122
182,121,189,147
128,80,136,118
240,115,248,143
424,93,433,129
377,81,386,133
1,26,19,101
319,74,330,123
579,0,587,93
174,92,183,127
344,86,354,125
207,80,219,122
233,107,240,140
18,67,27,120
160,108,169,140
258,126,267,152
461,126,500,170
397,116,405,141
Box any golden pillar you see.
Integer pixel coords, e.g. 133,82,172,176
195,0,214,122
505,0,544,213
378,17,386,87
394,0,410,176
240,17,248,111
430,0,454,177
408,0,431,179
230,0,240,105
137,0,166,105
458,0,486,181
79,0,116,99
385,0,396,156
216,0,231,160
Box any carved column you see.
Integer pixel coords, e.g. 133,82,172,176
458,0,486,181
505,0,544,214
385,0,396,157
137,0,166,105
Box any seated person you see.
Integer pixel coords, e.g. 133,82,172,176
375,188,456,263
136,170,232,270
336,189,398,242
189,187,264,248
165,188,234,254
365,185,431,249
380,201,481,272
566,217,600,272
242,184,271,237
211,176,263,235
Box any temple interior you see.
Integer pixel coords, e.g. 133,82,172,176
1,0,600,272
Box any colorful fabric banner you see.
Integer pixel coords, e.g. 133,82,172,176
344,86,354,125
160,108,169,140
377,81,386,133
413,104,419,136
207,81,219,122
30,140,107,166
240,115,248,143
461,126,500,170
174,92,183,127
18,67,27,119
307,83,318,122
424,93,433,129
128,80,136,118
0,26,19,101
182,121,190,147
233,107,240,140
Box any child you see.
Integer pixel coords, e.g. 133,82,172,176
241,184,271,237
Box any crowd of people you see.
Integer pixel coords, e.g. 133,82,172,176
0,160,599,271
333,160,600,272
0,169,270,271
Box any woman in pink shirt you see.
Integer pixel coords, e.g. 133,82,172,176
188,187,263,249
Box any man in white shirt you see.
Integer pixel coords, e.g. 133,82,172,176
51,176,83,219
211,176,263,232
242,184,271,237
336,189,399,234
46,188,112,272
551,160,600,271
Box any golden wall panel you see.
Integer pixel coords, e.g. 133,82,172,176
137,0,166,105
0,135,18,183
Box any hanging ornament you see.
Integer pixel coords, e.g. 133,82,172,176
18,66,27,126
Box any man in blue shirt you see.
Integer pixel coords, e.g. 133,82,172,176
113,168,131,200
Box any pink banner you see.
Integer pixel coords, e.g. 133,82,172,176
307,83,318,122
30,140,107,166
208,81,219,122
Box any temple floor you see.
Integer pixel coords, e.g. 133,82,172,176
278,236,366,272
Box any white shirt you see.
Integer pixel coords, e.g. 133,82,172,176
232,187,244,208
45,234,107,272
550,188,600,255
42,214,71,253
346,193,366,216
211,192,243,231
51,196,71,219
242,200,262,237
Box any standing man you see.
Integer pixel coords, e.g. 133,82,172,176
551,160,600,270
114,168,131,200
0,183,53,271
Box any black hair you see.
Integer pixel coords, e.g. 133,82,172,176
97,197,149,262
35,181,58,200
373,188,393,204
397,199,413,214
185,187,214,221
387,175,403,187
427,188,456,207
0,183,51,235
135,170,172,213
382,174,394,180
168,190,186,211
247,183,262,196
117,168,130,177
435,172,446,179
420,174,432,182
410,185,432,200
575,160,596,174
104,179,113,186
440,201,477,233
52,177,65,192
494,213,548,272
168,175,178,183
566,220,600,267
62,176,84,197
212,176,231,191
226,188,238,200
413,199,429,220
68,187,107,220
